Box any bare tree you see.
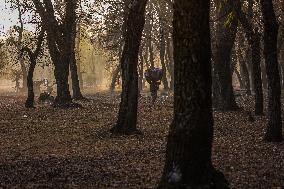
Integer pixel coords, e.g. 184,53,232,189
111,0,148,134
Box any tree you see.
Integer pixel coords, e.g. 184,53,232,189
69,12,84,100
69,0,88,100
5,0,29,92
158,6,169,91
236,33,251,95
235,0,264,115
110,0,148,134
212,0,239,111
260,0,283,142
32,0,80,107
0,42,8,75
92,0,126,92
159,0,228,188
22,28,45,108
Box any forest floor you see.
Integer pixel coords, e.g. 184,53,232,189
0,90,283,189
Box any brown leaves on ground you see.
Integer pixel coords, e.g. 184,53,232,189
0,92,283,188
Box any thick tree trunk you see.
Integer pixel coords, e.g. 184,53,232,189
32,0,76,107
45,32,72,106
54,59,72,106
55,0,78,106
213,0,238,111
159,0,228,188
111,0,148,134
260,0,283,142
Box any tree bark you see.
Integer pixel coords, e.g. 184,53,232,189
32,0,79,107
76,15,84,90
138,47,144,93
110,45,123,92
23,29,45,108
68,1,84,100
159,18,169,91
166,36,174,90
235,0,263,115
19,60,28,92
111,0,148,134
239,52,251,94
212,0,238,111
70,50,84,100
251,31,263,115
260,0,283,142
234,68,244,88
110,64,121,92
159,0,228,188
261,59,268,91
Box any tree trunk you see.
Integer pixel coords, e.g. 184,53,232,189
76,19,84,90
235,0,263,114
234,68,244,88
261,58,268,91
23,28,45,108
69,2,84,100
239,58,251,94
54,59,72,106
70,51,84,100
25,57,36,108
54,0,77,106
280,61,284,88
213,0,238,111
148,38,155,69
111,0,148,134
110,64,121,92
166,36,174,90
159,0,228,188
159,18,169,91
19,60,28,92
32,0,76,107
260,0,283,142
138,48,144,93
147,3,155,69
251,31,263,115
237,33,251,94
110,45,123,92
